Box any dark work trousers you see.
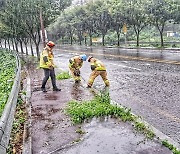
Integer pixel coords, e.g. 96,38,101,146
41,68,57,89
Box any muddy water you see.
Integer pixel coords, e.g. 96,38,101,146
60,118,171,154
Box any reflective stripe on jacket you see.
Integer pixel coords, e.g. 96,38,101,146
91,59,106,71
69,56,83,69
40,48,55,69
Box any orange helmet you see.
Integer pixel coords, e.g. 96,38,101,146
47,41,55,47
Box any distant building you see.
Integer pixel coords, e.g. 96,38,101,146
167,31,175,37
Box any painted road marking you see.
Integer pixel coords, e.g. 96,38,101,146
109,63,141,71
58,49,180,65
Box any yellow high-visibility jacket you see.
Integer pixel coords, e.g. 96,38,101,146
69,56,83,70
40,47,55,69
91,59,106,71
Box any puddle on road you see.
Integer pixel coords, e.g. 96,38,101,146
60,117,171,154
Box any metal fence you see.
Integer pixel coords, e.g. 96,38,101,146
0,49,21,154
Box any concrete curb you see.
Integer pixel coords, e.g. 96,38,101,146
22,70,32,154
111,100,180,150
89,87,180,151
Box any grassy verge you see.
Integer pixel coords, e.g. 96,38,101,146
162,140,180,154
7,94,27,154
66,92,154,139
56,71,71,80
0,49,16,116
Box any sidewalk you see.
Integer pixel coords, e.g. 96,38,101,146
27,64,93,154
26,63,172,154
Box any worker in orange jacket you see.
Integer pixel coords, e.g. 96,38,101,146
69,54,87,83
40,41,61,92
87,56,110,88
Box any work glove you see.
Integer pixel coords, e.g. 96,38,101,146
49,66,54,70
69,59,73,64
74,69,80,76
91,65,96,71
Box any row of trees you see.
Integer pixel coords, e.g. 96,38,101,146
48,0,180,47
0,0,72,57
0,0,180,57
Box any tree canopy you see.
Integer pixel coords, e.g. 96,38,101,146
1,0,180,49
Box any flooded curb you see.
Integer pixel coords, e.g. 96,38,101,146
91,86,180,151
110,99,180,150
59,117,171,154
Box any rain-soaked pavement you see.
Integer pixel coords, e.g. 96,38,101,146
27,60,172,154
28,63,94,154
60,118,170,154
58,45,180,61
2,43,180,152
55,45,180,146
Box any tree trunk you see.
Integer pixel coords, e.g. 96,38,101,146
70,36,73,45
136,32,140,47
15,40,19,53
79,35,82,45
7,38,11,50
84,36,87,46
35,42,40,59
24,42,28,55
117,32,120,46
102,34,105,46
30,39,34,56
31,36,40,58
20,41,24,54
62,36,64,44
89,34,92,46
160,31,164,47
11,38,15,50
0,39,2,47
5,39,7,48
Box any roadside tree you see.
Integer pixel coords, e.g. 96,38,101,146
146,0,174,47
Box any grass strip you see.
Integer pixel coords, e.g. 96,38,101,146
162,140,180,154
56,71,71,80
66,92,154,139
0,49,16,116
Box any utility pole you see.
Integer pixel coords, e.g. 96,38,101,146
40,7,46,47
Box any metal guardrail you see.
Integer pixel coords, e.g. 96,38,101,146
0,49,21,153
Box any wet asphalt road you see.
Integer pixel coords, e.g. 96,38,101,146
59,45,180,62
54,46,180,145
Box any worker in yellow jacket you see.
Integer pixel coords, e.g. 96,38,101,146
40,41,61,92
87,56,110,88
69,54,87,83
